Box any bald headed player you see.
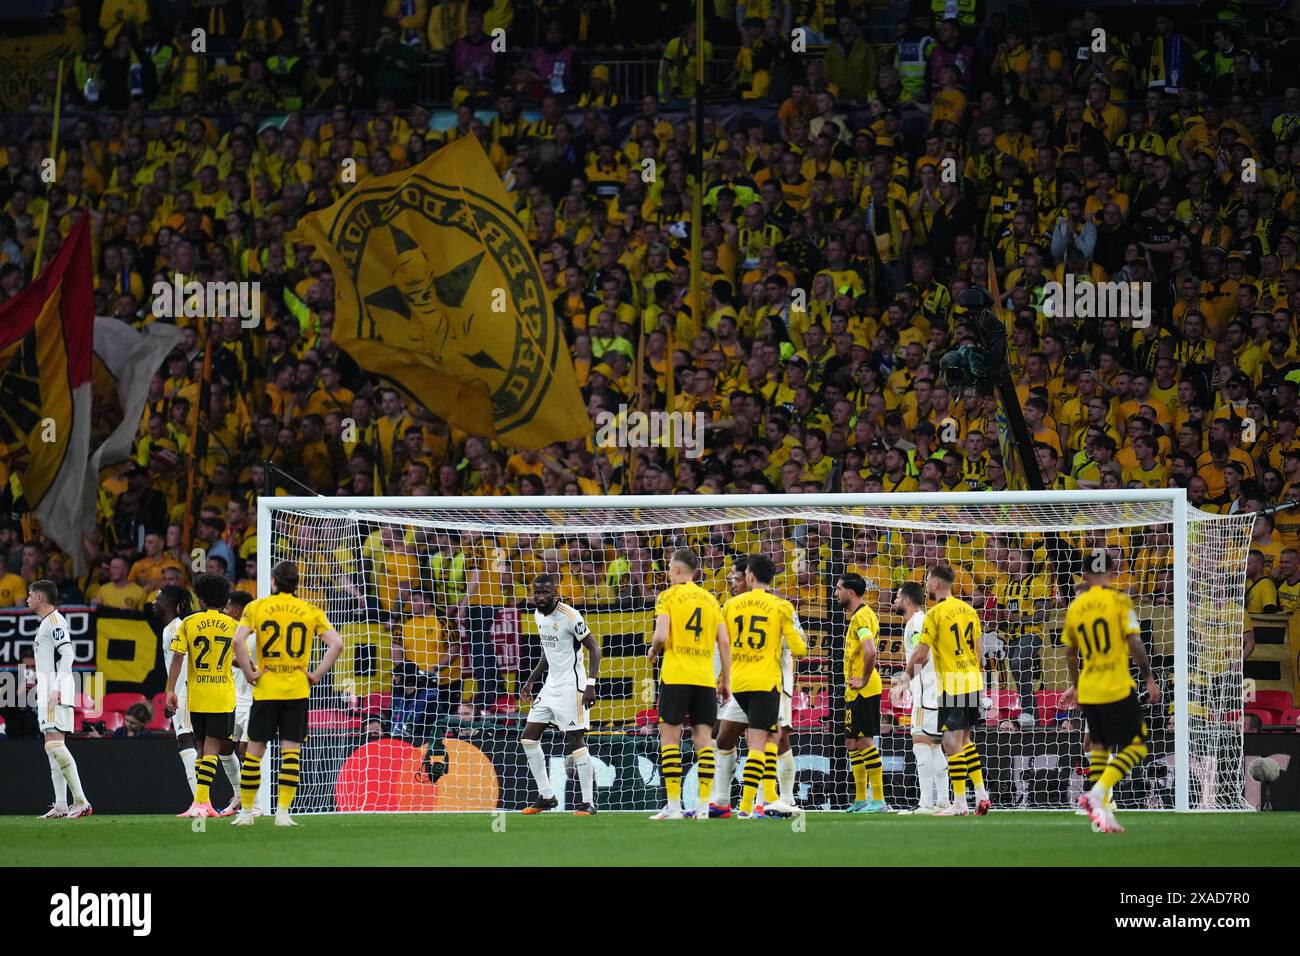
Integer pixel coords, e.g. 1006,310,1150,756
519,573,602,815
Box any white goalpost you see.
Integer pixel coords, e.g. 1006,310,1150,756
255,491,1254,814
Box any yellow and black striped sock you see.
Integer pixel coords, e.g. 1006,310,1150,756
278,749,301,812
660,744,682,805
963,743,985,792
1087,748,1107,787
761,742,779,804
740,749,763,814
862,744,883,803
948,750,969,800
195,754,218,805
1099,738,1148,792
240,751,262,809
695,746,714,805
850,749,868,801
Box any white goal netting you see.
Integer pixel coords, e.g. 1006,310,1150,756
256,494,1253,813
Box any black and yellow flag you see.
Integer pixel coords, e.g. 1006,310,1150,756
0,214,94,566
288,135,589,449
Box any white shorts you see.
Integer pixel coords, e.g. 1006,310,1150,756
234,700,252,743
527,683,589,731
910,674,940,740
171,691,193,737
718,695,793,730
719,695,746,724
38,703,75,734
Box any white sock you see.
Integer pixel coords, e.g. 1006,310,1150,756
777,749,796,804
522,739,553,799
914,743,934,807
712,748,736,806
49,744,86,804
931,744,950,806
220,754,241,803
179,747,198,798
46,748,68,808
572,747,594,805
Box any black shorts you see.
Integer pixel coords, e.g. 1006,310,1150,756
247,698,309,744
844,695,881,739
190,711,234,742
1082,691,1146,750
937,705,981,733
658,683,717,727
732,690,780,733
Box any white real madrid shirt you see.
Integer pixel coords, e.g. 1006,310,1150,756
534,602,590,691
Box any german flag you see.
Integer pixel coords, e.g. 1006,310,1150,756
0,214,94,566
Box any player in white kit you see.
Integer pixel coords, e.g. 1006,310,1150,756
29,580,92,818
893,581,949,814
219,590,257,816
154,586,197,805
710,555,799,817
519,574,602,815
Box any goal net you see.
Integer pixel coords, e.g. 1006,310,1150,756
255,491,1253,814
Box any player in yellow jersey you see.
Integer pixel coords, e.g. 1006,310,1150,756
710,554,801,817
722,553,808,818
1062,550,1161,834
166,572,237,819
896,564,991,816
231,561,343,827
647,548,730,820
835,572,888,813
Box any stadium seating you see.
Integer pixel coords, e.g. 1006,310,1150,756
1246,706,1282,727
102,692,147,714
1252,690,1295,715
101,711,125,733
146,707,172,732
1280,708,1300,728
308,708,364,731
1034,690,1065,727
987,690,1022,722
358,692,393,719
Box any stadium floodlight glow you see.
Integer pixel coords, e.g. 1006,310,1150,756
258,491,1252,814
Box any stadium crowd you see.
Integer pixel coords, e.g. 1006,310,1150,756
0,1,1296,720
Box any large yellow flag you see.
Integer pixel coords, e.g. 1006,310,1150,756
288,135,589,449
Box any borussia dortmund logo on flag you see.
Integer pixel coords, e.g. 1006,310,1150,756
289,135,588,448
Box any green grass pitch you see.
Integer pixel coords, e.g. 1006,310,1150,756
5,812,1297,866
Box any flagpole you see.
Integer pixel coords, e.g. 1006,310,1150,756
32,58,65,279
690,0,704,342
629,308,647,491
181,323,215,551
